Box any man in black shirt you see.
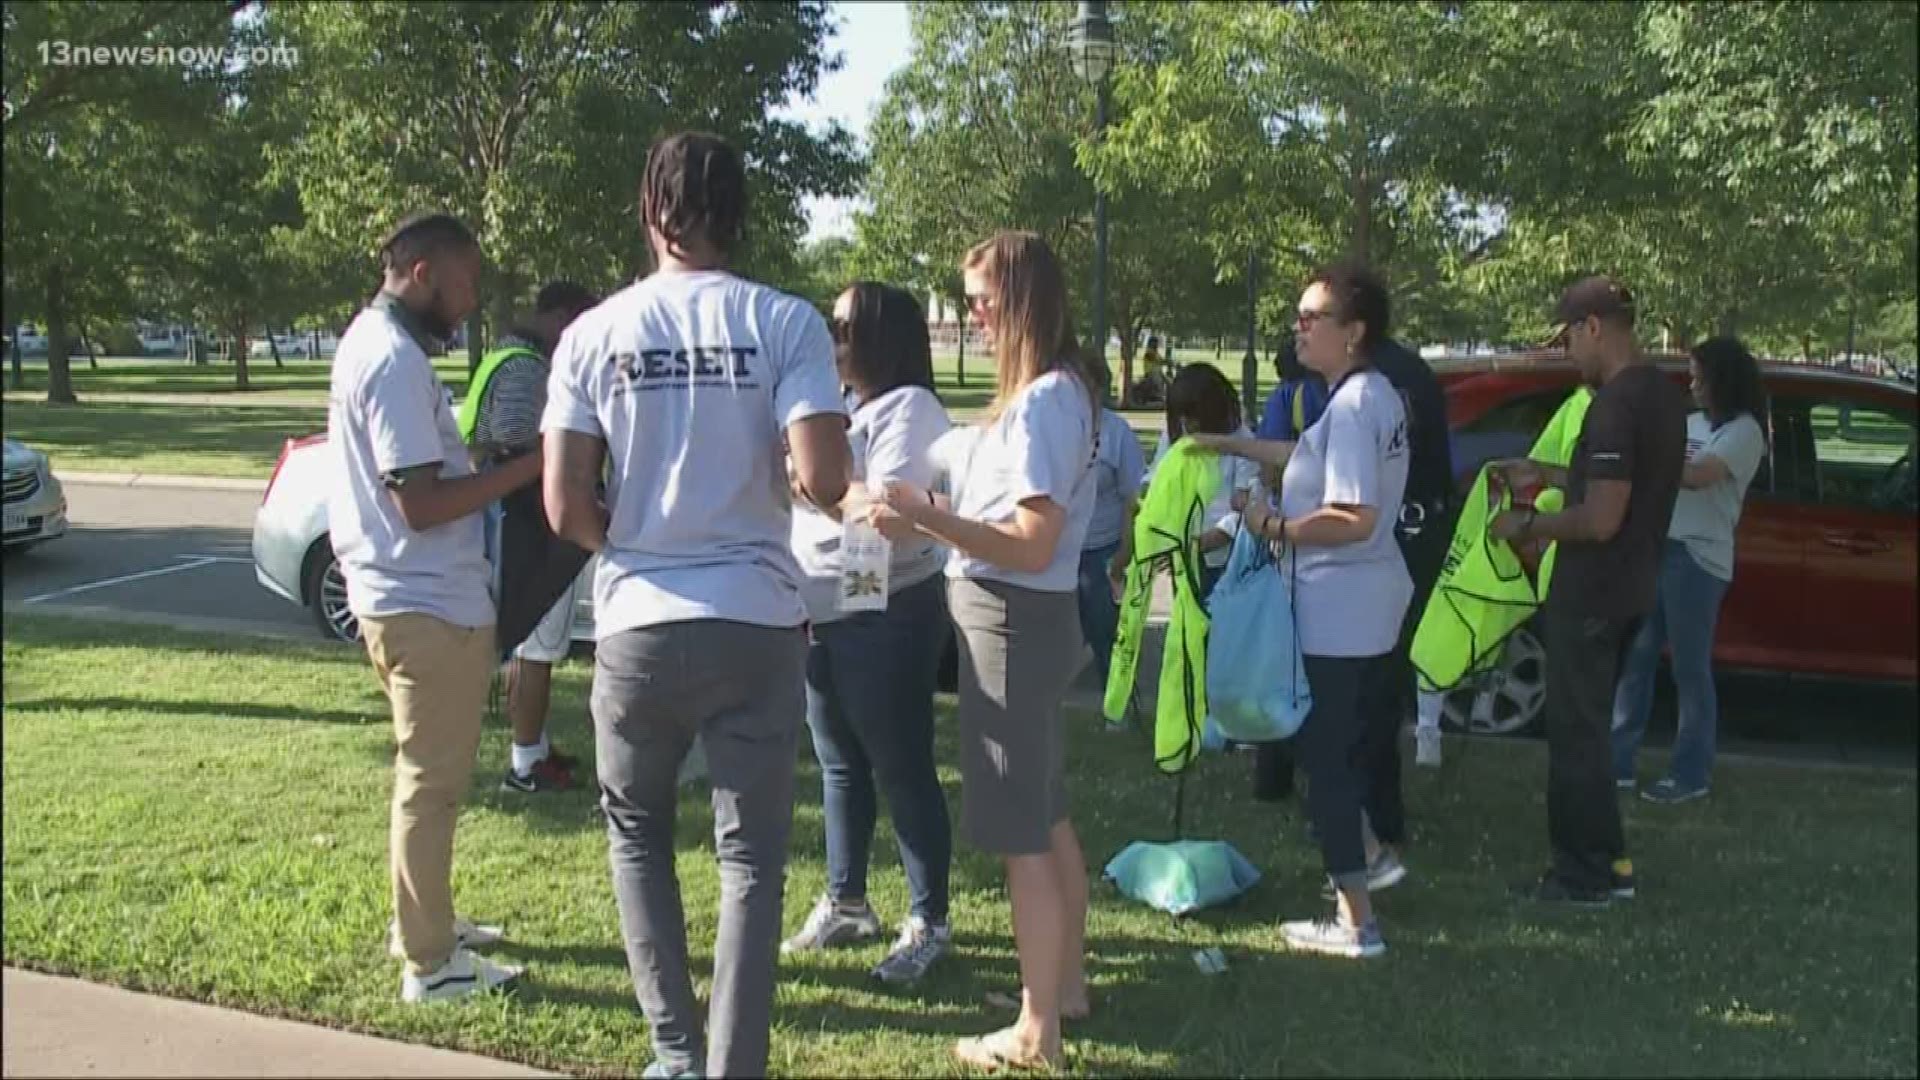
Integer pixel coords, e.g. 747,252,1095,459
1490,276,1687,906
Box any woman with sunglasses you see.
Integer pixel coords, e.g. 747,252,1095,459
868,231,1100,1070
784,283,958,986
1193,260,1411,959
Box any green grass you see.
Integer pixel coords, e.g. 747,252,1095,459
1,400,328,478
4,614,1914,1077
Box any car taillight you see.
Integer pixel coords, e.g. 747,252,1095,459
263,432,326,506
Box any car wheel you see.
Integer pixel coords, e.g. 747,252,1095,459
1440,624,1547,736
303,543,360,643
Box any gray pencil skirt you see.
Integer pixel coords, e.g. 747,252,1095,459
947,575,1083,856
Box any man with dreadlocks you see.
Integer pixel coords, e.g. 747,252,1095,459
540,132,851,1079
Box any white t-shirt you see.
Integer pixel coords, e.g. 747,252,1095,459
540,269,845,637
945,369,1100,593
326,303,495,629
1279,369,1413,657
1149,426,1262,568
1667,411,1766,581
792,384,952,624
1085,409,1147,550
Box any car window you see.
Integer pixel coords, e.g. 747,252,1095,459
1807,399,1917,512
1461,388,1574,437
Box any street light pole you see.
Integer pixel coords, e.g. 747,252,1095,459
1069,0,1116,393
1243,249,1259,425
1092,78,1110,378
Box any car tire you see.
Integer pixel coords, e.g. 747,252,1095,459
1440,623,1548,736
303,541,360,643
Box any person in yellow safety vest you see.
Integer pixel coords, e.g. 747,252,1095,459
459,280,599,795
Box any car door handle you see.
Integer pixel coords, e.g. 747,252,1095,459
1822,531,1890,555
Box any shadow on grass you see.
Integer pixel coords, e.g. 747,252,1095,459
5,695,386,727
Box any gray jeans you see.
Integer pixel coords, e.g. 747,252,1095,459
592,619,808,1078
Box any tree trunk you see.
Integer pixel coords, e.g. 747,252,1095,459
232,322,251,390
268,330,283,368
956,317,966,388
44,267,77,405
9,336,21,391
80,322,99,369
1716,310,1740,339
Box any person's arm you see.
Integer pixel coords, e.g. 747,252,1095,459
543,429,609,552
364,357,539,532
1492,480,1631,544
1492,393,1637,544
387,455,542,533
778,305,853,512
1189,430,1296,468
1492,457,1569,489
1108,497,1138,586
1245,495,1378,548
874,485,1067,575
1681,456,1732,489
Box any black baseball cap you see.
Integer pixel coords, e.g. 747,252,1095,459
1543,275,1635,346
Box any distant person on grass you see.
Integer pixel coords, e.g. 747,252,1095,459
541,131,850,1079
459,279,600,794
328,211,533,1002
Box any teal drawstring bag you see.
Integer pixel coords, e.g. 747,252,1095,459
1104,840,1260,917
1204,529,1312,743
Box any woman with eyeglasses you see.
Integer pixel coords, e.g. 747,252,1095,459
868,231,1100,1071
1192,260,1411,959
784,283,958,986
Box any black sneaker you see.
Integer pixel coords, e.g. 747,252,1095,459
1510,872,1612,910
501,757,576,793
1610,859,1636,900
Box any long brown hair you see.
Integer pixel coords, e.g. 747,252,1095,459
962,231,1093,426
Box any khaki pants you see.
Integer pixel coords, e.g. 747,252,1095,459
362,613,496,975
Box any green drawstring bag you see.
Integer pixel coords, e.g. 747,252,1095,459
1103,840,1261,917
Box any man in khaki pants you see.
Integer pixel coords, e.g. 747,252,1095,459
326,212,542,1002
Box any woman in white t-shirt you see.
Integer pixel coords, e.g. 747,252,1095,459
1209,261,1411,961
869,231,1099,1072
784,283,957,985
1610,337,1768,804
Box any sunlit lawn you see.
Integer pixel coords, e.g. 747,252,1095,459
5,613,1914,1077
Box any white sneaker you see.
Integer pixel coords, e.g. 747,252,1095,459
388,916,505,960
1415,726,1442,767
400,946,524,1003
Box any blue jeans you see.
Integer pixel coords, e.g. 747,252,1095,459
803,574,953,924
1076,542,1122,685
1610,541,1731,790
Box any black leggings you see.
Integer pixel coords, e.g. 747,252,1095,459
1294,654,1392,887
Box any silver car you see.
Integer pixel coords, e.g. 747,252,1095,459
3,438,68,550
250,431,595,644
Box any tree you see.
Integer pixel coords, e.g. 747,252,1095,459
3,1,233,403
266,1,860,371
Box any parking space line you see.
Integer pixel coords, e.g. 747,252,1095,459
178,554,254,564
20,558,223,606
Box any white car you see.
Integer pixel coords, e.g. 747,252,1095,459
2,438,68,550
250,431,595,644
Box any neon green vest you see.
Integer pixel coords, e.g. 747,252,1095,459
1410,387,1594,692
456,344,543,445
1105,438,1222,775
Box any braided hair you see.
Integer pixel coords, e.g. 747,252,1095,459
641,132,748,259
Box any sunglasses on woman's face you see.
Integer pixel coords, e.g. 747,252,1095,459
965,292,996,313
1295,308,1337,332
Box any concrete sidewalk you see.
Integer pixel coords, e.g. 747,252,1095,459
64,470,266,493
2,968,560,1078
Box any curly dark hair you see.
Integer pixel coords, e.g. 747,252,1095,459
1306,259,1391,351
1690,336,1765,429
641,132,748,258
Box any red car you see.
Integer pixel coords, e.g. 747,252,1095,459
1431,353,1916,735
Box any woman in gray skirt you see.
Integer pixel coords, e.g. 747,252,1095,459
868,230,1100,1072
